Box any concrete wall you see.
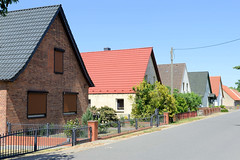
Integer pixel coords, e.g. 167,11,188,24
222,90,235,106
1,15,89,133
180,68,191,93
144,56,158,84
89,93,135,116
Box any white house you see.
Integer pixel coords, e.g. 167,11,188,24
210,76,224,106
81,47,161,116
158,63,191,93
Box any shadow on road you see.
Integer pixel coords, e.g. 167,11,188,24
11,153,74,160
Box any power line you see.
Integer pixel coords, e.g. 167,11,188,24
174,37,240,51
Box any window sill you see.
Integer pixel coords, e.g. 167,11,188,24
116,111,124,113
28,114,46,119
63,112,77,115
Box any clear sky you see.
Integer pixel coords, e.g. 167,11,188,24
8,0,240,87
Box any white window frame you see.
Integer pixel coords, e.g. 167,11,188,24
116,99,124,111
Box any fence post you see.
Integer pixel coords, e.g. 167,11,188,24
128,114,130,120
7,122,11,133
117,121,121,133
135,118,138,130
164,112,169,124
87,121,98,141
46,123,49,137
150,116,153,127
72,128,76,146
34,129,38,151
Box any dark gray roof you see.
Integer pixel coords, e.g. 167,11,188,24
0,5,59,80
188,71,212,97
158,63,186,91
0,5,94,86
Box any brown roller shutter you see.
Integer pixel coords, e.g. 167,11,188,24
64,94,77,113
55,50,63,73
28,92,47,116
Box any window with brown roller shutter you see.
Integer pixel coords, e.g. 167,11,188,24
27,91,48,118
54,48,64,74
63,92,78,115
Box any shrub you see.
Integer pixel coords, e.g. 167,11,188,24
220,105,226,109
97,106,118,123
221,109,228,112
81,108,93,125
64,118,80,138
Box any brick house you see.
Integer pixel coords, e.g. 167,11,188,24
0,5,94,133
81,47,161,116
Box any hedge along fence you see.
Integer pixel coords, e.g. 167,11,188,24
198,107,221,116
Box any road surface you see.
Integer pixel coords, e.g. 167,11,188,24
16,111,240,160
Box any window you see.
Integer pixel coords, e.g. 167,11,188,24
116,99,124,110
63,92,78,114
54,48,64,74
186,83,188,92
27,91,48,118
144,75,148,81
183,82,185,92
88,99,91,108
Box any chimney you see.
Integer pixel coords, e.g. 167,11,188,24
104,47,111,51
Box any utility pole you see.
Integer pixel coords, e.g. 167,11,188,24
170,47,173,95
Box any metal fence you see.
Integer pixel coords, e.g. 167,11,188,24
0,125,91,159
98,114,165,139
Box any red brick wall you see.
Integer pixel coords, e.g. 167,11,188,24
0,84,7,133
0,15,89,133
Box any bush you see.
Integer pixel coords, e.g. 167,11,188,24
64,118,80,138
97,106,118,123
220,105,226,109
221,109,228,112
81,108,93,125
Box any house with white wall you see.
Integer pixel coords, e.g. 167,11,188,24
210,76,224,106
81,47,161,116
188,72,216,107
222,85,240,107
158,63,191,93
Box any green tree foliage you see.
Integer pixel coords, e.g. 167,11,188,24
131,81,177,118
233,66,240,70
181,93,201,111
1,0,19,16
235,80,240,92
174,95,188,113
81,108,93,125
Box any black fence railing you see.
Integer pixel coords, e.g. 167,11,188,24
0,125,91,159
98,114,165,139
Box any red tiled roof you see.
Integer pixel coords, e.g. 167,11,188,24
223,85,240,100
81,47,159,94
210,76,222,97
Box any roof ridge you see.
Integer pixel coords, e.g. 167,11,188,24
8,4,60,13
82,47,153,53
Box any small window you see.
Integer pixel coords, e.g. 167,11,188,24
144,75,148,81
54,48,64,74
63,92,78,114
117,99,124,110
186,83,188,92
27,91,48,118
183,82,185,92
88,99,91,108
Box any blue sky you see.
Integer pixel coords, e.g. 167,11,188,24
8,0,240,87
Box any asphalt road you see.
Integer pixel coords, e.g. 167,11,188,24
15,111,240,160
72,111,240,160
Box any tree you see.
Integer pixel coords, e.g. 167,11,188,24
235,80,240,92
1,0,19,16
131,81,177,118
234,66,240,92
180,93,201,111
234,66,240,70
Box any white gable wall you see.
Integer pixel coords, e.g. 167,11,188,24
202,80,211,107
89,93,135,117
180,68,191,93
222,90,235,106
144,56,158,84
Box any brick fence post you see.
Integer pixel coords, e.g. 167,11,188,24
88,121,98,141
164,112,169,124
